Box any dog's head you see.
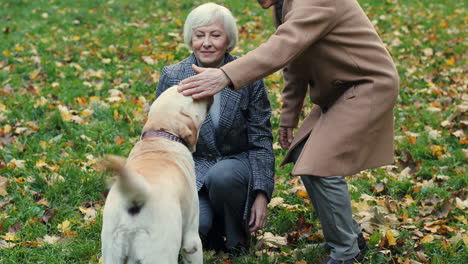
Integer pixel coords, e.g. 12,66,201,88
143,85,213,152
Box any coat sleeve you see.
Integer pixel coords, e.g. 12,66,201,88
221,0,337,89
246,80,275,200
280,66,308,128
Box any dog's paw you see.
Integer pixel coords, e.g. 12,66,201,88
182,245,199,255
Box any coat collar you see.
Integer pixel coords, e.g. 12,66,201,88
190,53,242,149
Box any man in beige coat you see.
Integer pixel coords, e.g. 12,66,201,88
178,0,399,263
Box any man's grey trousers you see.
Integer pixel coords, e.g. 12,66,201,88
290,140,361,261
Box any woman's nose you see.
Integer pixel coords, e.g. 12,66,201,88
202,37,212,47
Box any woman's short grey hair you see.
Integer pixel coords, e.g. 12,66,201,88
183,2,238,52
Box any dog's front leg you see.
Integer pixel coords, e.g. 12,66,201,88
181,229,203,264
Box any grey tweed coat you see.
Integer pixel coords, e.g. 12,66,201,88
156,53,275,221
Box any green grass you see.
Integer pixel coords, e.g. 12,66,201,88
0,0,466,263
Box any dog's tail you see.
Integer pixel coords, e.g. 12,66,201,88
102,155,150,209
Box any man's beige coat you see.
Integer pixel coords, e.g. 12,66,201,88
221,0,399,177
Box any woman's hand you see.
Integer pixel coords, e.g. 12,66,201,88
178,65,231,99
279,126,294,150
249,191,268,233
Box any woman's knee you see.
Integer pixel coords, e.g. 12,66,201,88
205,160,249,190
199,213,213,239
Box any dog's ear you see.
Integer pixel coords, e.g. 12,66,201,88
178,126,197,152
176,110,198,153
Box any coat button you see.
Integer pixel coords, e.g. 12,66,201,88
334,80,345,88
322,106,328,113
206,154,214,161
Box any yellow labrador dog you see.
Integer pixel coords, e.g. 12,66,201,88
101,85,212,264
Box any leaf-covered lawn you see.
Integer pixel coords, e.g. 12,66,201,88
0,0,466,263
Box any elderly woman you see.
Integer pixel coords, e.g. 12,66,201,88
155,3,274,253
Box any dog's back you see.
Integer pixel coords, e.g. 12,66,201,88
101,85,208,264
101,143,199,264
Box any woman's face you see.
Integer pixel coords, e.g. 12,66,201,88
191,19,229,68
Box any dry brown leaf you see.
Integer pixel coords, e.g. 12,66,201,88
43,234,61,245
0,239,15,249
415,251,429,263
42,208,58,223
78,206,97,222
0,176,7,196
7,159,25,169
37,198,49,207
455,197,468,210
268,197,284,209
261,232,288,248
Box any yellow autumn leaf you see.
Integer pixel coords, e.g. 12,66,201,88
430,145,445,158
37,198,50,207
29,68,41,80
58,220,71,232
446,57,455,66
296,190,309,198
420,234,434,243
268,72,282,82
36,158,48,168
14,45,24,52
0,232,18,241
3,124,11,134
58,105,71,121
39,141,47,150
386,230,397,246
16,177,25,184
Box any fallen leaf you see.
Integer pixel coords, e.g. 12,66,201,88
114,136,126,145
268,197,284,209
261,232,288,248
386,230,397,246
0,232,18,241
0,176,7,196
420,235,434,243
0,239,15,249
43,235,61,245
58,220,71,232
42,208,58,223
78,206,97,222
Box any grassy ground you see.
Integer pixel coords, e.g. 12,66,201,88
0,0,466,263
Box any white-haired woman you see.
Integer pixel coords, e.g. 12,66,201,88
156,3,274,253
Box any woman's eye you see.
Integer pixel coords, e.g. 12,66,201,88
212,35,220,38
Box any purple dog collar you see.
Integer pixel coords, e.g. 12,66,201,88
141,130,187,147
